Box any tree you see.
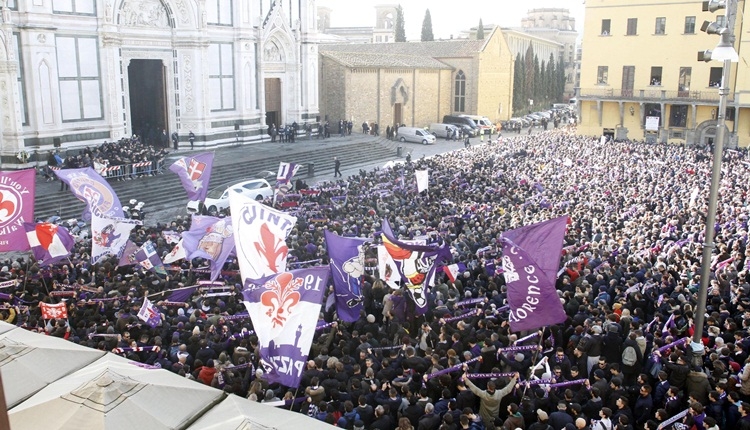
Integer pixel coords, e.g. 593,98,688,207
513,53,525,115
395,5,406,42
476,18,485,40
421,9,434,42
524,44,535,112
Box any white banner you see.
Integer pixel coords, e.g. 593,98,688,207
163,238,186,264
415,169,429,193
90,214,141,264
229,190,297,283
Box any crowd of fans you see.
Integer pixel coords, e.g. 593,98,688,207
43,135,170,181
5,128,750,430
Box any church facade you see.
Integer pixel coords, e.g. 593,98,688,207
0,0,320,168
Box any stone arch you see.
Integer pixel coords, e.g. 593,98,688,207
264,31,295,64
694,119,729,148
114,0,197,30
391,78,409,106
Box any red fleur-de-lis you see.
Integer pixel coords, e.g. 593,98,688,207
260,272,302,328
0,192,16,218
254,223,288,272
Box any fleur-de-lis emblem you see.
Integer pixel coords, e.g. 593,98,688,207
260,272,302,328
254,223,288,272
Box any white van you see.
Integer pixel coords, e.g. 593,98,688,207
429,123,458,139
459,115,496,134
396,127,436,145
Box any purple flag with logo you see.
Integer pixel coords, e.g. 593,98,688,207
380,219,452,315
182,216,235,281
169,153,214,201
118,240,139,267
276,162,300,195
501,216,569,332
0,169,35,252
23,222,75,266
242,267,329,388
137,297,162,328
134,240,167,277
324,230,369,322
55,167,123,221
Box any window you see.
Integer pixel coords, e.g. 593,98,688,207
454,70,466,112
6,0,16,9
655,17,666,34
627,18,638,35
708,67,722,87
208,43,235,111
597,66,608,85
716,16,726,28
13,33,27,126
669,105,688,127
601,19,611,35
55,35,102,121
52,0,95,14
206,0,233,26
650,67,662,86
678,67,691,95
684,16,696,34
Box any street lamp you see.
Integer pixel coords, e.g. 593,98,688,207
692,0,739,365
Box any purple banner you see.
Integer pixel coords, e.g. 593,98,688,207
182,216,235,281
380,219,452,314
425,356,481,380
0,169,35,252
501,216,569,332
169,153,214,201
242,267,329,388
55,167,123,220
325,230,369,322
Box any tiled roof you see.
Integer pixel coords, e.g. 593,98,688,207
320,50,452,69
319,38,488,59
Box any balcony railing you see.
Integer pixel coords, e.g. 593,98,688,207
577,88,726,102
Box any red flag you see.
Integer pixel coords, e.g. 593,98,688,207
40,302,68,320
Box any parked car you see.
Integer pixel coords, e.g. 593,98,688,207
442,115,480,136
396,127,436,145
186,178,275,215
429,123,459,139
459,115,496,134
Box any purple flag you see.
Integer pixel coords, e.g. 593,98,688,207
0,169,35,252
182,216,235,281
242,267,329,387
23,222,75,266
118,240,139,267
137,297,162,328
276,162,300,194
55,167,123,221
380,219,452,314
501,216,569,332
167,285,199,303
169,153,214,201
324,230,369,322
134,240,167,277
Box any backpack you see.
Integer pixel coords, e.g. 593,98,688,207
622,345,638,366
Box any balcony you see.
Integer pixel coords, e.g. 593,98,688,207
577,88,727,102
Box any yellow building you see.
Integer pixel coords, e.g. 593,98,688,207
318,27,515,128
577,0,748,147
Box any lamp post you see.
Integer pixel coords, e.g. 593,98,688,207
692,0,738,365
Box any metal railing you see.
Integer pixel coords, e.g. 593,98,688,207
577,87,726,102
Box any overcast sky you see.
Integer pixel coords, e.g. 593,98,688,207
316,0,586,40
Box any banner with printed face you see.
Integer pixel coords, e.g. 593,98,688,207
229,191,297,284
324,230,369,322
90,214,141,264
242,267,329,388
182,216,235,281
501,216,569,332
0,169,35,252
55,167,123,221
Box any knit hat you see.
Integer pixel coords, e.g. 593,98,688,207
366,314,375,323
537,409,549,421
515,353,524,363
353,421,365,430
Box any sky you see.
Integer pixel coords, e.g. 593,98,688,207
316,0,586,40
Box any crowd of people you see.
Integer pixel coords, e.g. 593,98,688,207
5,128,750,430
43,135,171,182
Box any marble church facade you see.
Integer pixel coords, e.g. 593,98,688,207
0,0,320,168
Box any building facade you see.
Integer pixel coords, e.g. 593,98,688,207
577,0,748,147
317,4,396,44
319,27,514,129
0,0,320,168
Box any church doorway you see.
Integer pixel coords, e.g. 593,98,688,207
128,59,168,147
265,78,281,129
393,103,402,126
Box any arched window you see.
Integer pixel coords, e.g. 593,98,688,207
454,70,466,112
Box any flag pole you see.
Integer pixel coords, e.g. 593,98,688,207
521,328,546,399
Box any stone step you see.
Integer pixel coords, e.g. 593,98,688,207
34,140,397,222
